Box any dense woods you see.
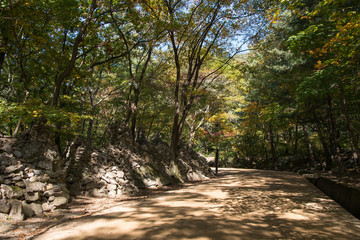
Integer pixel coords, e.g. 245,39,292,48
1,0,359,172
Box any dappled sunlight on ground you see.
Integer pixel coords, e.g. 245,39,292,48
33,168,360,240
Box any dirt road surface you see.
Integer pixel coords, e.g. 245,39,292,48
33,168,360,240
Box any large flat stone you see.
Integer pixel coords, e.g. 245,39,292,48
9,201,24,221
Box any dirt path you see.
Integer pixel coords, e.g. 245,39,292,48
24,169,360,239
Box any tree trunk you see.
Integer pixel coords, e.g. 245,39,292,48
51,0,97,107
339,79,359,164
130,88,140,142
269,124,276,169
87,118,93,146
327,94,340,156
294,124,299,154
315,121,332,170
215,148,219,176
301,123,316,168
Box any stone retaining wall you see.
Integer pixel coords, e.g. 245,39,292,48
305,175,360,220
0,123,213,221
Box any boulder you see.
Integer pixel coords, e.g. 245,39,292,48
9,201,24,221
4,165,23,174
51,197,68,207
0,204,10,214
25,192,40,202
1,184,24,199
26,182,45,192
117,170,125,178
106,184,117,191
37,160,53,171
30,203,43,216
108,190,116,198
15,181,26,188
42,202,54,212
89,188,100,197
43,190,55,197
13,150,22,158
22,202,35,218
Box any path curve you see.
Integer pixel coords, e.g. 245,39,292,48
34,168,360,240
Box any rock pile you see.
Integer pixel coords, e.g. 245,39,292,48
66,126,213,198
0,123,213,221
0,124,69,221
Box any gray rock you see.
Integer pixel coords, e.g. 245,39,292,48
0,204,10,214
89,188,100,197
108,178,118,185
105,172,117,179
45,149,57,161
101,176,111,183
37,160,53,171
106,184,117,191
187,171,207,181
13,150,22,158
45,183,54,191
1,184,24,199
108,190,116,198
48,196,55,201
116,189,122,197
15,181,26,188
26,181,45,192
25,192,40,202
52,184,67,193
33,170,42,175
51,197,68,207
29,176,37,182
12,175,22,181
42,202,54,212
4,165,23,174
30,203,43,215
41,174,50,182
9,201,24,221
22,202,35,218
0,213,9,221
43,190,55,197
0,176,3,184
117,170,125,178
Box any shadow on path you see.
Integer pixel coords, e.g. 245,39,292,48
33,168,360,240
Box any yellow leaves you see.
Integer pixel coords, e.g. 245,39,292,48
32,110,39,118
208,112,227,124
314,60,324,69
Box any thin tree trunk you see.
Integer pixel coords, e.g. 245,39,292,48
315,121,332,170
294,124,299,154
302,123,316,168
130,88,140,142
339,80,359,164
269,124,276,169
327,94,340,155
87,118,93,146
215,148,219,176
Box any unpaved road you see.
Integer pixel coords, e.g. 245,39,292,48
34,168,360,240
